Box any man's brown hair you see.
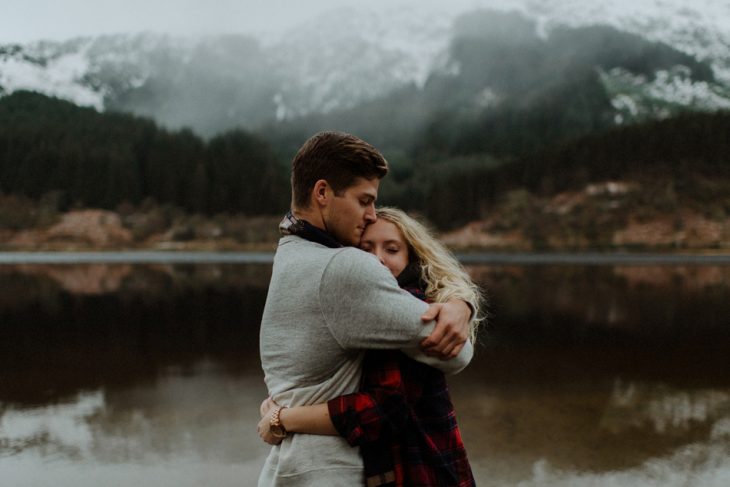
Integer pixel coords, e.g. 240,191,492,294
291,131,389,209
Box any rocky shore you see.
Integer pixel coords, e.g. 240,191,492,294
2,180,729,252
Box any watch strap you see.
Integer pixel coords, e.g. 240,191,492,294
270,405,287,438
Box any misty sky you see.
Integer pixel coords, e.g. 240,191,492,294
0,0,434,43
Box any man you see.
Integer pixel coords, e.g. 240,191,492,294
258,131,474,486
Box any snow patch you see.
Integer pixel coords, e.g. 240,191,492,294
0,48,104,109
601,65,730,123
648,69,730,109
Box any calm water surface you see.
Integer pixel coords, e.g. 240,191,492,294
1,259,729,486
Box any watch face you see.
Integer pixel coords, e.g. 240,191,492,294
271,424,286,438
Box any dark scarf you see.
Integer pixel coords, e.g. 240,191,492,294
281,211,428,300
279,211,342,249
396,262,425,289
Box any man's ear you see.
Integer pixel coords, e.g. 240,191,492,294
313,179,329,207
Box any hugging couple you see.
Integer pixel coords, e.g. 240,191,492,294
257,131,484,486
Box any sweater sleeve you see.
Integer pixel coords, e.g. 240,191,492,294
319,248,471,374
327,350,410,446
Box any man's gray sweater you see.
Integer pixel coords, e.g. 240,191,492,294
258,235,472,486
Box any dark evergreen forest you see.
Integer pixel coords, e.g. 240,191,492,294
0,91,289,215
1,90,729,230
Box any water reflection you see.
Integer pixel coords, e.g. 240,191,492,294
1,390,104,459
603,381,730,435
1,365,266,463
0,264,269,407
1,262,729,486
449,362,730,482
1,361,270,487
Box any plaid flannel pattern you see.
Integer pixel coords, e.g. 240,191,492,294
328,287,475,487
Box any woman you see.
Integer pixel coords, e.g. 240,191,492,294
258,207,484,486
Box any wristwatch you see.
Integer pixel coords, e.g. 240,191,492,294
270,406,287,438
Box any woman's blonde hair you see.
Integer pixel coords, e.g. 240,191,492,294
375,207,485,341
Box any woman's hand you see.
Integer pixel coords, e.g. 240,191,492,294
257,407,284,445
260,396,277,418
258,397,284,445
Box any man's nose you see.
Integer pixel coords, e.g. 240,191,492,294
365,204,376,223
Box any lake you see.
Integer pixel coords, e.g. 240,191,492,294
1,255,729,486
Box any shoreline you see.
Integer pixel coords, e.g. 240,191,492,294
2,249,729,265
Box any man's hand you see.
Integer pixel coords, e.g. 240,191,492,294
257,407,284,445
420,298,471,359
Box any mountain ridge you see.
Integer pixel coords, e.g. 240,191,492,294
1,1,729,136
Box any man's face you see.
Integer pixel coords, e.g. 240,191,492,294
324,177,379,246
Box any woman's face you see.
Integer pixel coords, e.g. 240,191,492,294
359,219,409,278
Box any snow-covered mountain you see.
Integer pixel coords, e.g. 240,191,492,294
522,0,730,121
1,0,729,135
0,34,194,111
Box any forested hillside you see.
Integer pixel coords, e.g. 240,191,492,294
1,89,728,251
417,111,730,229
0,91,288,215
